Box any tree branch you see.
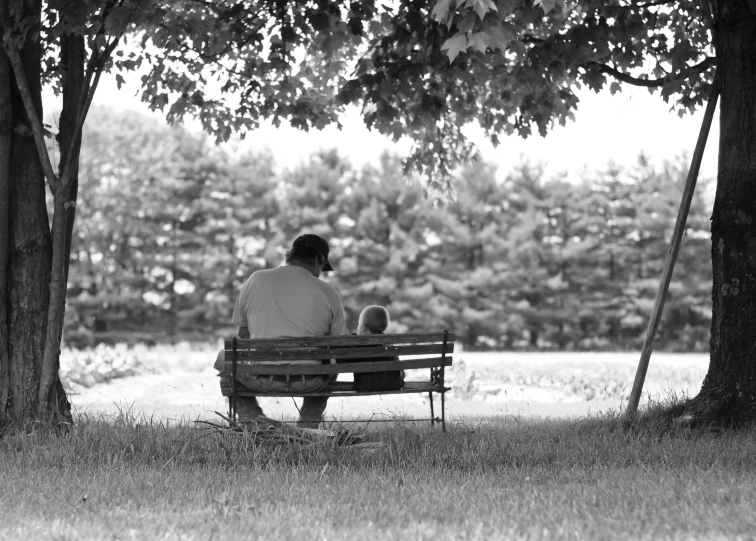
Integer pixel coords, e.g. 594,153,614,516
156,14,268,68
0,13,61,192
589,56,715,87
0,48,11,421
39,2,127,416
626,0,677,8
699,0,718,28
59,0,126,193
59,37,120,194
747,0,756,16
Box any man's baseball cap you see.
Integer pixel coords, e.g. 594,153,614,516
292,234,334,272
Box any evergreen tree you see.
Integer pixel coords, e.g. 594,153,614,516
420,160,512,347
196,149,280,331
334,153,430,331
66,110,713,352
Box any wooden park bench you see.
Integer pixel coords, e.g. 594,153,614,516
219,331,455,431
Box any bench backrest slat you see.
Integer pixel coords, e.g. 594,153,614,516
224,332,455,350
222,356,452,376
228,342,453,361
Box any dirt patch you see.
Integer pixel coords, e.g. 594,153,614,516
69,351,707,423
70,368,623,424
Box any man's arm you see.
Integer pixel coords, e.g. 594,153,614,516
330,297,350,336
230,280,249,332
214,327,250,373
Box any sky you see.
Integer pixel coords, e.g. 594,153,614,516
67,71,720,184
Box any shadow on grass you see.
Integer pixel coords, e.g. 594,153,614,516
2,394,755,475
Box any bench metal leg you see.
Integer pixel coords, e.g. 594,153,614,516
429,392,435,426
228,396,239,426
441,391,446,432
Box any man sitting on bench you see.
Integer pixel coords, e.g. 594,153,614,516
215,234,349,428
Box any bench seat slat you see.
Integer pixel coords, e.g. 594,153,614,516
220,380,448,397
222,356,452,376
225,332,455,350
226,343,453,361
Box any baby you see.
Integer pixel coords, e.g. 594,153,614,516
352,305,404,392
357,305,391,335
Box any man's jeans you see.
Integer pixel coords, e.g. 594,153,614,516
237,374,332,428
217,350,332,428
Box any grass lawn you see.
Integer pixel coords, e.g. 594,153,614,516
2,407,756,541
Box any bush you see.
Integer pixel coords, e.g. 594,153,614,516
60,344,147,391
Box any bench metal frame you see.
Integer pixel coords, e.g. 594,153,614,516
222,330,453,431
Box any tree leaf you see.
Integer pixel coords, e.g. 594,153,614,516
468,32,489,53
441,34,468,63
458,12,477,34
534,0,556,14
485,23,516,51
431,0,452,23
465,0,495,20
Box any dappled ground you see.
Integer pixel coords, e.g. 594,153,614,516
63,346,709,424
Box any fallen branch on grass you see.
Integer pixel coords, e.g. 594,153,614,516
196,412,371,447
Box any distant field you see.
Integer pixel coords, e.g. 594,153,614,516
458,350,709,403
62,345,710,424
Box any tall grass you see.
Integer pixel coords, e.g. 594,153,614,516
2,405,756,540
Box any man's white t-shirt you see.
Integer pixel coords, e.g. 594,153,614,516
231,265,349,364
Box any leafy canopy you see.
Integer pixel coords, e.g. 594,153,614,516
140,0,713,183
8,0,715,183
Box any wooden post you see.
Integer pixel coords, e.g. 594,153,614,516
625,73,719,418
441,330,448,431
231,337,238,423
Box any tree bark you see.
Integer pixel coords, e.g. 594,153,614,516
57,34,85,290
5,6,53,423
689,0,756,423
34,34,86,423
0,48,11,423
37,197,70,422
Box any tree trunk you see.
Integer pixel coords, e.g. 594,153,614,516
5,15,53,424
689,0,756,423
34,33,86,424
37,196,70,422
1,0,71,427
57,34,85,289
0,49,11,422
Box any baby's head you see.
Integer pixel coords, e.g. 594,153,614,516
357,305,390,335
